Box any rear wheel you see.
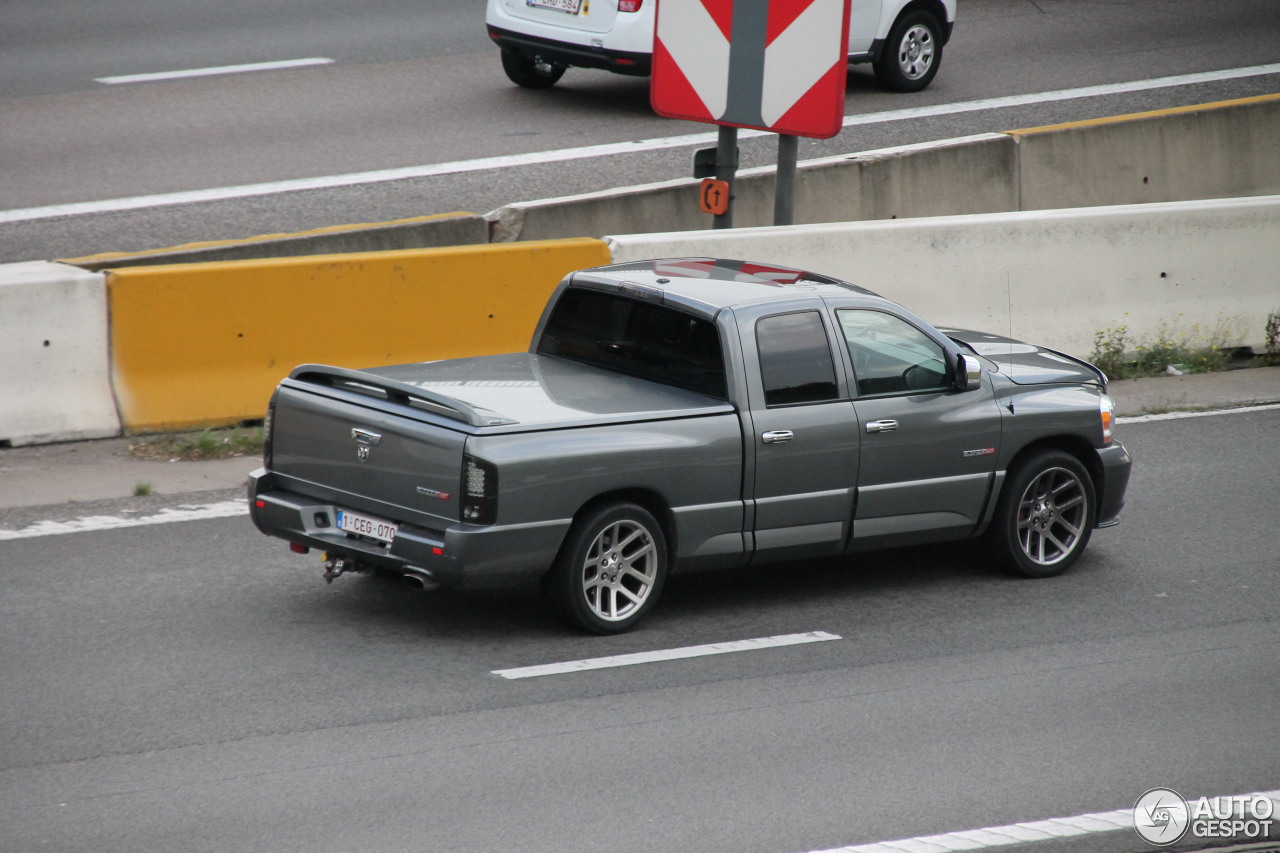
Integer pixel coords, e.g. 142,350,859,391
544,502,667,634
501,50,566,89
873,10,943,92
987,450,1096,578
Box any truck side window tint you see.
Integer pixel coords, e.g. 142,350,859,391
538,288,728,399
756,311,838,406
837,309,948,396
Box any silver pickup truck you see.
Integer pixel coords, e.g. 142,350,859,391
249,258,1131,633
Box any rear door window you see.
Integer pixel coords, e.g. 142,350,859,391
756,311,838,406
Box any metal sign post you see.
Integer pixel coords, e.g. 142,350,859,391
714,125,738,228
773,134,798,226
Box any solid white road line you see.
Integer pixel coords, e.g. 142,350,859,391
95,58,334,85
492,631,842,679
801,789,1280,853
4,63,1279,224
1116,402,1280,425
0,404,1273,542
0,500,247,541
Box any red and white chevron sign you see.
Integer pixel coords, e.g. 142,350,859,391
651,0,851,139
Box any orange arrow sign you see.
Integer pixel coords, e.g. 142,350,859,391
699,178,730,215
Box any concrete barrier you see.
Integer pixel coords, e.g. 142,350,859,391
1009,94,1280,211
605,196,1280,359
106,239,611,432
0,262,121,446
491,94,1280,244
64,212,487,271
487,134,1015,241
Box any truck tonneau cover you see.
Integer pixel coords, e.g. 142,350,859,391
318,353,735,432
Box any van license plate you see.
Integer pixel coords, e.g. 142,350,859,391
527,0,582,13
336,510,398,544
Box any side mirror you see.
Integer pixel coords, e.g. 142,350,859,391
955,353,982,391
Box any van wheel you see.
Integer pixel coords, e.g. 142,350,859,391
545,503,667,634
501,50,566,89
987,450,1096,578
873,10,942,92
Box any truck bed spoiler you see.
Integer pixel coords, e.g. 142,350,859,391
286,364,518,427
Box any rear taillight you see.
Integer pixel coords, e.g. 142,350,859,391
618,0,642,11
1100,394,1115,445
462,456,498,525
262,389,279,467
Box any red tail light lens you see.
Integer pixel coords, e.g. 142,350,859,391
619,0,642,11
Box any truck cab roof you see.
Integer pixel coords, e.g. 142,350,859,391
570,258,881,317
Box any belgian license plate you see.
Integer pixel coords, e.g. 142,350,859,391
336,510,398,544
527,0,582,13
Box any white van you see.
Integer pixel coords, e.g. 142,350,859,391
486,0,957,92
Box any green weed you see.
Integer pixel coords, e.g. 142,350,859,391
1091,315,1243,379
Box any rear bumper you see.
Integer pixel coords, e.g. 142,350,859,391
248,469,571,588
487,25,651,75
1094,441,1132,528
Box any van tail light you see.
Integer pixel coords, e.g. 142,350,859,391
1100,394,1115,445
618,0,642,11
462,456,498,525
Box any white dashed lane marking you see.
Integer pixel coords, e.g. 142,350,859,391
1,404,1273,541
492,631,842,679
95,58,334,85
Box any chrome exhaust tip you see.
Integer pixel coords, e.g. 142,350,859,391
402,567,440,592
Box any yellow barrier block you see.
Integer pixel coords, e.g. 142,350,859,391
107,239,612,432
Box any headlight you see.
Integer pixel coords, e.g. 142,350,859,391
1100,394,1115,445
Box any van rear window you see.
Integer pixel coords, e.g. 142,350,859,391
537,288,727,399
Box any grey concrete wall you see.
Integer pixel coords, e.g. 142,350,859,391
489,95,1280,244
0,262,120,446
488,134,1017,241
1012,97,1280,210
606,195,1280,359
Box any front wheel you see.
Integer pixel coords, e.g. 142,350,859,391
873,11,943,93
544,502,667,634
987,450,1097,578
500,50,565,89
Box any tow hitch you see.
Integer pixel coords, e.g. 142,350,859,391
321,553,368,583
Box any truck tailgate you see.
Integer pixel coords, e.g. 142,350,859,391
272,384,466,530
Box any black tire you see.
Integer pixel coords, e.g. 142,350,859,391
500,49,566,89
544,502,667,634
873,10,943,93
987,450,1097,578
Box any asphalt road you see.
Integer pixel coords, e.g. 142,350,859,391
1,409,1277,852
3,0,1280,261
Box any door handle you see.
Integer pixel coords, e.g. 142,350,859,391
761,430,794,444
865,419,899,434
351,428,382,446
